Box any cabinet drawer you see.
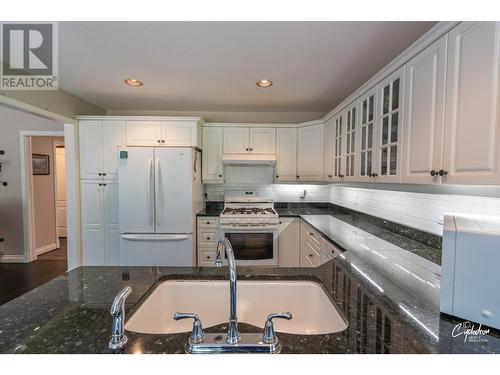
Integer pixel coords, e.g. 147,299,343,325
198,217,220,229
302,244,321,267
199,251,217,264
199,230,219,244
320,238,342,259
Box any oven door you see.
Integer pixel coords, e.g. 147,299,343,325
220,225,278,266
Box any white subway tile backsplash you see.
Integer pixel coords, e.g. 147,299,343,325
330,186,500,236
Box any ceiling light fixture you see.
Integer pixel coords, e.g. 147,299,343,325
256,79,273,88
124,78,143,87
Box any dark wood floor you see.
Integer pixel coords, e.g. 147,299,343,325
0,238,67,306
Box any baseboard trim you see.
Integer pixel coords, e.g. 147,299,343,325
0,254,28,263
36,242,58,256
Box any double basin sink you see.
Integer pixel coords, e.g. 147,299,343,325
125,280,347,336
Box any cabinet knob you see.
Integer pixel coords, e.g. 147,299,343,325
1,181,7,187
430,170,437,176
279,221,283,224
99,183,102,186
103,183,107,186
249,148,253,151
207,256,211,260
296,175,299,179
102,173,107,176
206,221,210,224
309,254,313,258
245,148,249,151
161,140,165,143
218,174,222,178
207,237,210,240
276,175,279,178
328,175,332,178
370,173,378,178
157,140,161,143
98,173,102,176
438,169,448,176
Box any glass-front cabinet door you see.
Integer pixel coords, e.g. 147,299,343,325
344,101,358,179
358,88,377,179
333,112,344,179
377,67,404,182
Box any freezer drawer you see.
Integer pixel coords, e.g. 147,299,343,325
120,234,195,266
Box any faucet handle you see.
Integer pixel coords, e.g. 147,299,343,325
173,312,204,344
262,312,293,344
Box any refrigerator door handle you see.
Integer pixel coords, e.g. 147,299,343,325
155,158,162,227
148,158,154,226
120,234,190,241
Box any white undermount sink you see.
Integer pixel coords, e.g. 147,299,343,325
125,280,347,335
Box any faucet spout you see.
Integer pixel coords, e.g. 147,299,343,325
216,237,240,344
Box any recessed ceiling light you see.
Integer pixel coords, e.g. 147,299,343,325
124,78,143,87
256,79,273,88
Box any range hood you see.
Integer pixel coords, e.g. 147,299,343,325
222,153,276,165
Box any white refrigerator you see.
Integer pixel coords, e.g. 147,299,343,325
118,147,203,266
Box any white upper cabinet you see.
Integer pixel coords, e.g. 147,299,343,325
442,22,500,185
333,112,344,180
323,117,335,181
249,128,276,154
376,67,404,182
343,101,358,180
79,120,102,179
202,127,224,183
357,88,378,180
402,36,447,184
223,127,249,154
126,121,163,146
223,127,275,154
297,123,324,181
126,119,201,147
79,120,125,180
276,128,297,181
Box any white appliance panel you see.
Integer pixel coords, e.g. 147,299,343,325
155,148,193,234
118,147,155,233
120,234,194,266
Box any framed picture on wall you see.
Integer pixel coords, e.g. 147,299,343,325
32,154,50,175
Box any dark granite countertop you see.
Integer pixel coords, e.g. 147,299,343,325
1,257,499,354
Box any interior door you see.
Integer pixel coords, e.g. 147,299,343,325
155,148,193,234
55,145,67,237
118,147,155,233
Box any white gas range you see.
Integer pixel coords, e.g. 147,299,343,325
219,190,278,266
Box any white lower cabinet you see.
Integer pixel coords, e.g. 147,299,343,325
197,217,220,266
300,221,322,267
278,217,300,267
80,180,120,265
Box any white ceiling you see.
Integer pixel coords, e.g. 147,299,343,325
59,22,437,122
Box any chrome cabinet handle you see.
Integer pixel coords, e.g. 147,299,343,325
262,312,292,344
173,312,204,344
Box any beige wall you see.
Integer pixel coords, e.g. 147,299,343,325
31,136,64,253
0,89,105,118
0,105,64,260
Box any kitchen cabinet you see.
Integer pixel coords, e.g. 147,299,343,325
402,36,447,184
202,127,224,183
323,117,335,182
357,88,378,180
343,101,358,180
275,128,297,182
197,217,220,267
126,120,200,147
376,67,404,182
278,217,300,267
79,120,126,180
80,180,120,265
442,22,500,185
223,127,275,154
297,123,324,181
300,221,321,267
333,112,344,180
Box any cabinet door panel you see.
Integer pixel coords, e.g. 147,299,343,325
377,67,404,182
249,128,276,154
278,218,300,267
80,181,105,265
202,127,223,183
104,181,120,265
358,88,378,180
126,121,162,146
79,121,102,179
333,113,343,179
323,118,335,181
276,128,297,181
102,121,126,179
163,121,195,146
297,124,324,181
223,127,249,154
402,36,447,184
344,102,358,180
443,22,500,184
